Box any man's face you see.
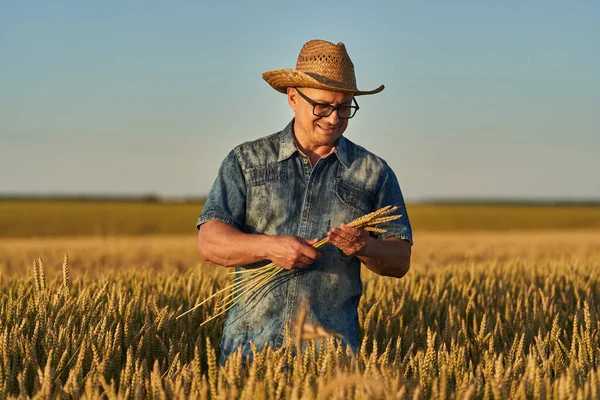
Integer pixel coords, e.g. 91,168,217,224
288,87,355,148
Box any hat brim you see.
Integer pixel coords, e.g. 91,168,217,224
262,69,384,96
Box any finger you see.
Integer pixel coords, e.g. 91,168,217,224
339,223,361,236
291,254,314,268
331,228,357,243
299,255,313,264
306,238,320,246
332,225,359,238
328,236,356,256
341,224,369,238
301,245,321,261
281,263,295,271
327,232,348,249
327,230,341,244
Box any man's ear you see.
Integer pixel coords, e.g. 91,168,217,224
287,87,297,111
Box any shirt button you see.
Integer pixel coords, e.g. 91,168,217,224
289,296,294,301
303,211,308,218
303,158,309,164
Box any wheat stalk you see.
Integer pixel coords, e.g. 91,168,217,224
176,205,402,322
33,258,41,292
294,303,341,351
62,254,71,292
37,257,46,291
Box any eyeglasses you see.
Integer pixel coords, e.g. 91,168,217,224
295,88,359,119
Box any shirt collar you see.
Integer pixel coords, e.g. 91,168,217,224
278,120,297,162
278,119,351,169
334,135,350,169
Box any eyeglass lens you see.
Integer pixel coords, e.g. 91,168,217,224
314,104,355,118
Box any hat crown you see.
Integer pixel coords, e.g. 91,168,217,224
294,40,357,91
262,39,383,96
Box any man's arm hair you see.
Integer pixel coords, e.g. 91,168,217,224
198,220,268,267
356,237,411,278
198,220,321,270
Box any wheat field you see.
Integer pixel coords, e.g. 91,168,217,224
3,200,600,237
1,230,599,399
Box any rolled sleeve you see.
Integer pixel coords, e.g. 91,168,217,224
197,150,246,230
372,165,413,245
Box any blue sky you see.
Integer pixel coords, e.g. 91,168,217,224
1,1,598,200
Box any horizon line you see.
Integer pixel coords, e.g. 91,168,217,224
1,193,600,206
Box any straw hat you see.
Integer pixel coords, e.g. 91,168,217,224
262,40,384,96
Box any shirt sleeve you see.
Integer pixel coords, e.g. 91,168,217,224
372,164,413,245
197,150,246,230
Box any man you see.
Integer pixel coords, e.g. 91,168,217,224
197,39,413,364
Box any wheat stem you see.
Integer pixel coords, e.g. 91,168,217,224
200,267,283,326
218,266,282,306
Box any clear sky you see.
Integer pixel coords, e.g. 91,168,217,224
1,1,598,201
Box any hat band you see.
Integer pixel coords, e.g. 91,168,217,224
303,72,357,91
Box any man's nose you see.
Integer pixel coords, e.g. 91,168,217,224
323,109,340,125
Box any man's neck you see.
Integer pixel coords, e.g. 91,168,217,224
292,123,336,166
294,135,336,166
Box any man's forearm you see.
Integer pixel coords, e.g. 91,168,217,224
198,220,322,270
356,238,411,278
198,221,268,267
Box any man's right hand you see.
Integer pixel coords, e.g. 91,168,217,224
199,220,322,269
266,236,321,270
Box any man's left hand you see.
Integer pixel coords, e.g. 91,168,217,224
327,223,372,256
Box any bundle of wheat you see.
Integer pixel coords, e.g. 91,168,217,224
177,205,402,323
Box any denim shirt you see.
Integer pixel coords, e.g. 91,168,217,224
197,119,412,363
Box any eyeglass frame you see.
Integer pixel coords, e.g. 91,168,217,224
294,88,360,119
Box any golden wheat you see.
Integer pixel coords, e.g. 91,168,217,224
0,231,599,398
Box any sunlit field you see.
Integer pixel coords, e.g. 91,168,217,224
1,202,600,398
2,200,600,237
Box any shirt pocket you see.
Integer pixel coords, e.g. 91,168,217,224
245,163,288,187
334,179,374,221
